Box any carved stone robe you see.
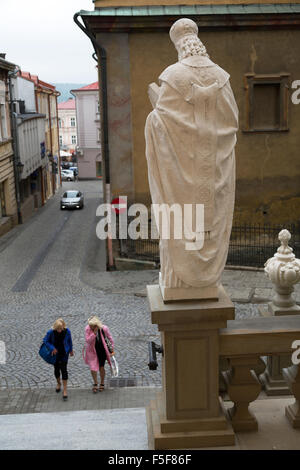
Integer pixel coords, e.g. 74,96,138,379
145,55,238,290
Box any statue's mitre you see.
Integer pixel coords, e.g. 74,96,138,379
169,18,198,45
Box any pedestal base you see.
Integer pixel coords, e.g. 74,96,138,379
226,406,258,432
159,273,219,302
146,393,235,449
260,369,291,396
267,302,300,316
285,402,300,428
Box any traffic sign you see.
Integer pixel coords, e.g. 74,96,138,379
111,197,127,214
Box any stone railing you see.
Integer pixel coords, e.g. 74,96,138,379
220,315,300,431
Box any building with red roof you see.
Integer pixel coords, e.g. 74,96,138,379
58,98,77,155
20,70,61,197
71,82,101,179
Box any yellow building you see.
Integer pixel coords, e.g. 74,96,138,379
0,55,18,236
21,72,61,201
78,0,300,226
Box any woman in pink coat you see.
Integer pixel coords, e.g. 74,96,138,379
83,316,114,393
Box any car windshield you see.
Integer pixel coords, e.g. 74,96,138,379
63,191,79,198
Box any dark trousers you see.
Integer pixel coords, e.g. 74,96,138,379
54,360,68,381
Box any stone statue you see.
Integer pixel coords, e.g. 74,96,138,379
145,18,238,301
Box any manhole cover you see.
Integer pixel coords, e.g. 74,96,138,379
109,377,137,388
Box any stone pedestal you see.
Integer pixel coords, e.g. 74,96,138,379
283,365,300,428
259,230,300,395
260,354,292,396
267,302,300,316
146,284,235,449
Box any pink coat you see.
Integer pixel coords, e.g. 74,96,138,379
83,324,114,371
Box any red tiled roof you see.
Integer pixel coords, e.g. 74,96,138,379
72,82,99,92
58,98,76,110
20,71,57,92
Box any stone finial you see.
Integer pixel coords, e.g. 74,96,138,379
278,229,293,255
264,229,300,314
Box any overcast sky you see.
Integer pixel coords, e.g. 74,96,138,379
0,0,98,84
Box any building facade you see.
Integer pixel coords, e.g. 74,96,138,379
11,74,48,222
57,98,77,154
0,55,18,236
21,72,61,196
71,82,102,179
80,0,300,226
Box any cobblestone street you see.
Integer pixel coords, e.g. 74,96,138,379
0,180,298,394
0,180,161,390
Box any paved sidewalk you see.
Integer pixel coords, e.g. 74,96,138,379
0,386,160,415
80,267,300,305
0,408,149,450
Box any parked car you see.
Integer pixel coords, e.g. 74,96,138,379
69,167,78,177
60,190,84,210
61,162,74,170
61,169,75,181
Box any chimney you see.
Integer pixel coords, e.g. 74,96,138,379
0,53,6,59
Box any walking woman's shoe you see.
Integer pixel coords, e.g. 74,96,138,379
56,384,61,393
99,384,105,392
63,393,68,401
92,384,98,394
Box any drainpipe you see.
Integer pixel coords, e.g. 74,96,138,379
47,92,56,194
74,12,114,270
8,67,22,224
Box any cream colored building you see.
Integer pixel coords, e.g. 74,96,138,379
0,55,18,236
58,98,77,153
71,83,102,179
21,72,61,198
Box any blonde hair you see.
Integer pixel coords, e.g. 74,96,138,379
88,316,102,329
52,318,66,331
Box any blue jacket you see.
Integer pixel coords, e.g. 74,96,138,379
43,328,73,362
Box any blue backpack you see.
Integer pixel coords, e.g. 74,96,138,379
39,342,56,365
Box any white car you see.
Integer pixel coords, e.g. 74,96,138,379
60,190,84,210
61,169,75,181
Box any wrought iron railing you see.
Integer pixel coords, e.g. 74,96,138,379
118,223,300,268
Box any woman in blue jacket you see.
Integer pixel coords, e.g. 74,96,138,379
43,318,74,400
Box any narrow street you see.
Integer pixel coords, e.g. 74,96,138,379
0,180,161,390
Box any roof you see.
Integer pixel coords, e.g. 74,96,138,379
81,3,300,15
93,0,300,6
71,82,99,92
20,71,59,95
17,113,46,122
0,57,17,72
58,98,76,110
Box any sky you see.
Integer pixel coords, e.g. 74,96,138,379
0,0,98,84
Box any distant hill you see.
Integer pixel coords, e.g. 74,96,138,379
52,83,87,103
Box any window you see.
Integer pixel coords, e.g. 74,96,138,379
58,118,62,128
96,161,102,178
0,102,7,141
244,73,289,132
70,117,76,127
71,135,77,144
59,135,63,146
0,181,6,217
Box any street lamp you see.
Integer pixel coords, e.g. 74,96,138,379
16,161,24,179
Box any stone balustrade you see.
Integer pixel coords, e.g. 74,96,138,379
220,315,300,431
